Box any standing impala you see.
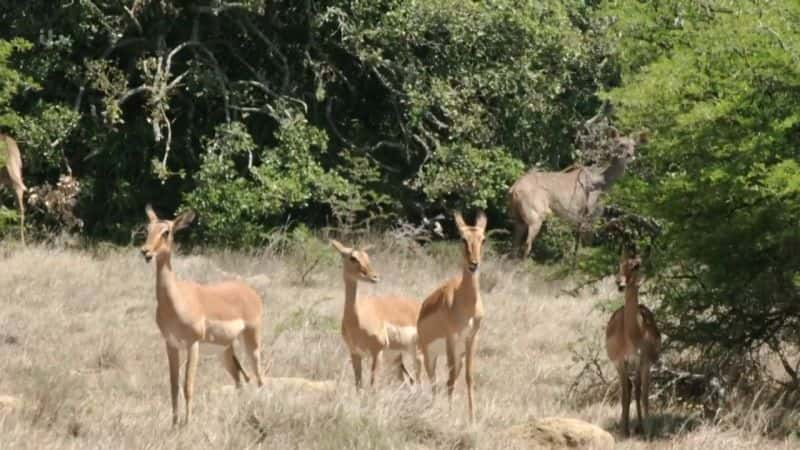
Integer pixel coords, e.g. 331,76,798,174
140,205,265,426
417,211,486,423
330,240,422,388
605,248,661,436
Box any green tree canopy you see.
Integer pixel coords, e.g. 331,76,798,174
604,0,800,375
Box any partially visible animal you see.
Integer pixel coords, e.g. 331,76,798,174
605,248,661,436
417,211,487,423
139,205,265,426
330,239,422,388
0,133,25,244
508,128,647,259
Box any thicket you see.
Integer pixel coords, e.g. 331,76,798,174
0,0,613,244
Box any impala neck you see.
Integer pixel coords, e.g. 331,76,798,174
154,250,177,294
460,266,481,306
343,275,358,318
623,275,642,343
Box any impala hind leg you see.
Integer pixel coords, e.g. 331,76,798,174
183,341,199,425
350,353,363,389
370,349,383,387
395,354,406,382
222,346,245,388
641,361,653,437
166,344,180,427
634,369,643,434
617,363,631,436
413,346,423,384
242,327,264,387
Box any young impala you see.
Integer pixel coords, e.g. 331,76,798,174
417,211,487,423
140,205,265,426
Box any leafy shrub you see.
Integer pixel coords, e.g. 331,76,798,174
415,144,524,214
183,119,350,247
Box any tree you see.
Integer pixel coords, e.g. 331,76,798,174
603,0,800,381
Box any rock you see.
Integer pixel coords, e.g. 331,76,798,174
0,395,20,411
245,274,270,287
505,417,614,449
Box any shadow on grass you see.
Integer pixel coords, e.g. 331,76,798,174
604,412,703,441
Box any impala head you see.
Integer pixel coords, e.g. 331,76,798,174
140,205,196,263
330,239,380,284
616,248,642,292
454,211,487,273
607,127,648,163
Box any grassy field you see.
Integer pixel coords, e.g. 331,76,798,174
0,240,798,449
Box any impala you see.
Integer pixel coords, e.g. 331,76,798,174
330,239,422,388
140,205,265,426
605,248,661,436
417,211,486,423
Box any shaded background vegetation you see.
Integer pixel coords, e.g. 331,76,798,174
3,0,800,412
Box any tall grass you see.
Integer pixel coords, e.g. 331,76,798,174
0,240,797,449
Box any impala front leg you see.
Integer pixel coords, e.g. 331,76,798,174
422,346,438,395
166,344,180,427
183,341,199,425
465,325,480,423
445,336,461,403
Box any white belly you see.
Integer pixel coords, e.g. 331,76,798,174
204,319,245,345
384,324,417,348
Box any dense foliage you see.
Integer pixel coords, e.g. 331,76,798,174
0,0,614,244
603,0,800,379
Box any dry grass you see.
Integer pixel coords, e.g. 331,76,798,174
0,240,798,449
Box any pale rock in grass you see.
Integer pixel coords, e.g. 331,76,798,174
505,417,614,449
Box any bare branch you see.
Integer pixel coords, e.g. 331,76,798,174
161,109,173,175
190,2,249,15
167,70,191,90
117,85,153,105
122,5,143,35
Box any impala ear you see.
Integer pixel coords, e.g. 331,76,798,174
145,204,158,223
173,209,196,231
635,130,649,145
474,210,487,231
360,244,375,253
606,126,620,139
330,239,351,256
453,211,467,233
